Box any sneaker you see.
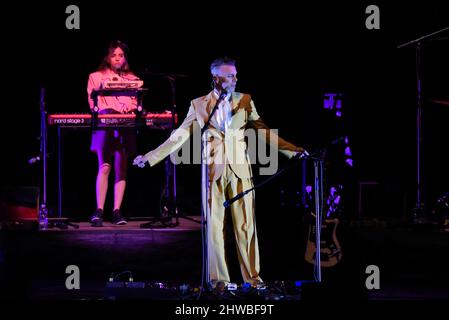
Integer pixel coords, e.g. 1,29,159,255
90,209,103,227
112,209,127,225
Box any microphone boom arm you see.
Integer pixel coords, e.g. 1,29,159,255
223,151,323,208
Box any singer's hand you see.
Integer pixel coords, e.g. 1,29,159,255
133,155,148,168
294,149,309,160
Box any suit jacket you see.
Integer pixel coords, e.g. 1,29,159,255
144,90,302,181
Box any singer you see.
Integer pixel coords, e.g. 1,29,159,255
133,57,307,288
87,40,141,227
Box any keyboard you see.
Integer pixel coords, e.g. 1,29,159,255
48,112,175,129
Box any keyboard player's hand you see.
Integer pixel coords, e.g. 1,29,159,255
122,106,132,113
133,155,148,168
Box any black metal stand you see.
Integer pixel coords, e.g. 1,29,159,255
38,88,49,230
38,88,78,230
312,157,324,282
140,74,202,229
398,26,449,224
223,152,324,283
54,88,147,229
52,126,79,229
200,90,230,289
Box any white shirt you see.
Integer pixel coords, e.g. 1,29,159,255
211,89,232,132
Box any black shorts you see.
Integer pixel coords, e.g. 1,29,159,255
90,129,136,162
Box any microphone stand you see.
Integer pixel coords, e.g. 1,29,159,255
312,153,324,282
139,75,201,228
223,152,323,208
198,90,228,294
223,150,326,283
139,75,180,228
222,135,346,208
38,88,49,230
397,26,449,224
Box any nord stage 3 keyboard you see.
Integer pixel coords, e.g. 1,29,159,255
48,112,176,129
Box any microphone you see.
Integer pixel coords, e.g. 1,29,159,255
293,152,308,160
223,189,251,208
29,156,40,164
219,89,228,100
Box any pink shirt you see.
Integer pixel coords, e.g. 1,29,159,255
87,69,139,113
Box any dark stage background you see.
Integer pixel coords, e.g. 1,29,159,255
2,0,449,223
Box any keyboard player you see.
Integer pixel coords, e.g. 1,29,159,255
87,40,141,227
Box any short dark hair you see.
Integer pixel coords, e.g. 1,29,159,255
210,56,236,74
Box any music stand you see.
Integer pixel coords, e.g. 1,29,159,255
397,25,449,224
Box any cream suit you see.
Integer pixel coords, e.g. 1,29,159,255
143,90,302,285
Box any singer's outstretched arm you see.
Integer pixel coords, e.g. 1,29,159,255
135,103,198,167
247,100,306,158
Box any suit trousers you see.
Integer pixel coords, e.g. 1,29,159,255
203,164,262,285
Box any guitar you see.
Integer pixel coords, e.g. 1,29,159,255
303,93,350,267
304,185,343,267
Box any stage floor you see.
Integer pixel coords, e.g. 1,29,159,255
1,217,449,301
43,216,203,232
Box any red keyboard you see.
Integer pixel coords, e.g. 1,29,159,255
48,113,176,129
